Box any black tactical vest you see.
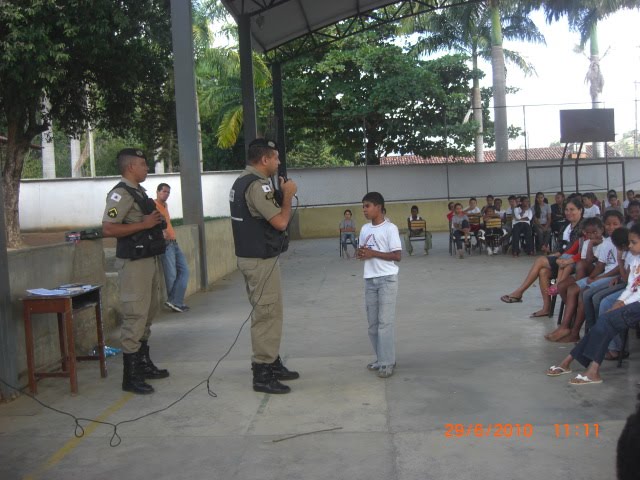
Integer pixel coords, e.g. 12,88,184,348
110,182,167,260
229,173,288,258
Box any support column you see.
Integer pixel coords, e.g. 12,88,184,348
41,98,56,179
170,0,208,288
0,176,17,401
239,14,257,154
70,137,81,177
271,62,287,177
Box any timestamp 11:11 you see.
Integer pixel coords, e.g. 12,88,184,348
554,423,600,438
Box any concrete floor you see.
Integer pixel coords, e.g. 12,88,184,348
1,234,639,480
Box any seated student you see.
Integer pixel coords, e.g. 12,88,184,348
532,192,552,253
500,197,584,315
626,200,640,228
339,209,357,258
446,201,455,222
547,216,601,300
480,194,495,215
451,203,470,259
546,211,624,342
503,194,518,228
463,197,481,215
606,193,625,216
511,196,534,257
477,205,504,255
593,192,602,209
623,189,635,213
404,205,431,256
603,189,616,208
583,192,601,219
493,198,505,219
583,227,629,335
545,224,640,385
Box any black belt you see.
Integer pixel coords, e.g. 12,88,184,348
166,239,177,244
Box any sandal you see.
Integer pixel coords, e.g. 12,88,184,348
500,295,522,304
546,365,572,376
569,374,603,385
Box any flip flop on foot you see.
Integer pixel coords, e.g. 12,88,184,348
546,365,572,377
530,311,550,318
500,295,522,304
569,374,603,385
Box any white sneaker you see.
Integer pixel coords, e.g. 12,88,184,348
487,248,493,256
165,301,185,313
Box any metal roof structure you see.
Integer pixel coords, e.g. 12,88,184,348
220,0,482,61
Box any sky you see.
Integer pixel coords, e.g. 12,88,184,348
482,8,640,149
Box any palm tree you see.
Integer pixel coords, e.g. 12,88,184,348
193,2,272,149
401,2,544,162
539,0,640,157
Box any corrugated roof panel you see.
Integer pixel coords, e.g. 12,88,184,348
220,0,402,52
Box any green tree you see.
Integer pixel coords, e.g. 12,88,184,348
286,138,351,168
283,32,477,165
400,2,544,162
0,1,173,247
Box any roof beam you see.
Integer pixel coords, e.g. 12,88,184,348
264,0,483,63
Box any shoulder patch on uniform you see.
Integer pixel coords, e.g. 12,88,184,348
262,184,272,193
107,208,118,218
110,192,122,202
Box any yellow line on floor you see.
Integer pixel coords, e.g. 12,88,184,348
23,393,133,480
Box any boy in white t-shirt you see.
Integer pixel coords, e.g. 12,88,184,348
582,192,601,219
357,192,402,378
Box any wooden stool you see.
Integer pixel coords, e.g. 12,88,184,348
22,286,107,394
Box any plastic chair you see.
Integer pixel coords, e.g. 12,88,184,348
339,229,358,257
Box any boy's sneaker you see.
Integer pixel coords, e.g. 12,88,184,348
165,301,185,313
487,248,493,256
378,364,394,378
367,361,380,371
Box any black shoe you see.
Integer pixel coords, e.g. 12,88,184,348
271,356,299,381
252,363,291,394
137,341,170,379
122,353,154,395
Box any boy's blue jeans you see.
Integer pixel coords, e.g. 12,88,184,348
161,241,189,306
365,274,398,366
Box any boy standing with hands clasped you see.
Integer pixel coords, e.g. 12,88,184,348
357,192,402,378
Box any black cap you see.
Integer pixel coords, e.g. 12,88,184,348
248,138,278,151
117,148,146,159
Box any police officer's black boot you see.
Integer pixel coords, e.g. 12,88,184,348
252,362,291,394
122,352,154,395
137,340,170,379
270,356,299,381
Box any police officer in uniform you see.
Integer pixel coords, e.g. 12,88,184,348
229,139,299,394
102,149,170,395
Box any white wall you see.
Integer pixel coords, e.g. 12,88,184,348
19,157,640,230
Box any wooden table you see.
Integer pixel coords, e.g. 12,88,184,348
22,286,107,394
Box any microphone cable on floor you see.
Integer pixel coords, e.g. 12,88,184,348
0,197,298,447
